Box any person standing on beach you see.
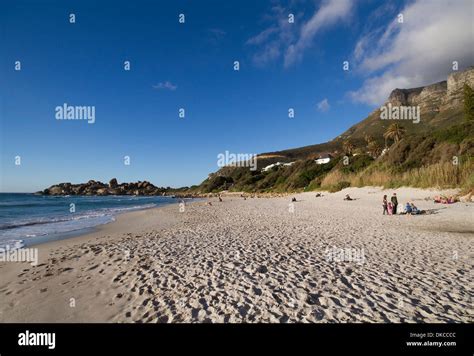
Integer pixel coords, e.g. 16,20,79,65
391,193,398,215
383,195,388,215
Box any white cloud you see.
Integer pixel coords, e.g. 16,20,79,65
152,81,177,91
284,0,353,67
246,0,353,67
349,0,474,106
317,98,330,112
246,6,295,66
246,27,278,46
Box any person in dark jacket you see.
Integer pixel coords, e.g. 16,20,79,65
391,193,398,214
382,195,388,215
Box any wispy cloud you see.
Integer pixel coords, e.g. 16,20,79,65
152,81,177,91
246,0,353,67
207,28,226,45
317,98,330,112
246,26,278,46
284,0,353,67
348,0,474,106
245,5,295,67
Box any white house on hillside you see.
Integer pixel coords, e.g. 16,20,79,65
315,153,333,165
262,161,295,172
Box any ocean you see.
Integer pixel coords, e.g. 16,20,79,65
0,193,177,249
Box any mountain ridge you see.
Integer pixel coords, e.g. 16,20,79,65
258,67,474,165
39,67,474,195
193,67,474,194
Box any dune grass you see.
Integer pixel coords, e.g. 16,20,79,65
319,160,474,193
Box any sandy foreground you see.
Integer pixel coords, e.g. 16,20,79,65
0,187,472,323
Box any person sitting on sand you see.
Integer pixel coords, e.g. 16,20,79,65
344,194,353,201
315,193,322,198
382,195,388,215
291,197,297,202
404,202,412,214
410,203,417,214
218,196,223,202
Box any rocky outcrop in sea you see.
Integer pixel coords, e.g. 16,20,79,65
38,179,168,196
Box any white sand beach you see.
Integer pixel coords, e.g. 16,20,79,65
0,187,472,323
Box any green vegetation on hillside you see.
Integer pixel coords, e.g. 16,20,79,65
464,83,474,122
182,78,474,195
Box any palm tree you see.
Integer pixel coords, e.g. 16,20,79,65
367,140,382,158
383,123,406,145
342,140,355,155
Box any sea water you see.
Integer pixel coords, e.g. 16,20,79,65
0,193,177,248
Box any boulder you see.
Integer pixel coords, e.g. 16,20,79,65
74,186,85,194
96,188,109,196
48,186,63,195
109,178,118,188
145,185,155,192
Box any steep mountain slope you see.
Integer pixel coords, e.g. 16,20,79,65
192,67,474,194
261,67,473,164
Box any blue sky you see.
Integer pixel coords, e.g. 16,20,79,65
1,0,472,192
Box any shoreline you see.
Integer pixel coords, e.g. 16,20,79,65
11,185,467,250
0,187,472,323
22,202,186,257
0,195,186,250
23,202,173,249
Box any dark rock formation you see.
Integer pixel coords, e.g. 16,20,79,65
109,178,118,188
387,67,474,112
38,179,168,196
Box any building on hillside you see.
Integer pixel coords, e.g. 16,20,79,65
262,161,295,172
315,153,333,165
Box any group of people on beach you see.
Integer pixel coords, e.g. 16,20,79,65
383,193,424,215
382,193,398,215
